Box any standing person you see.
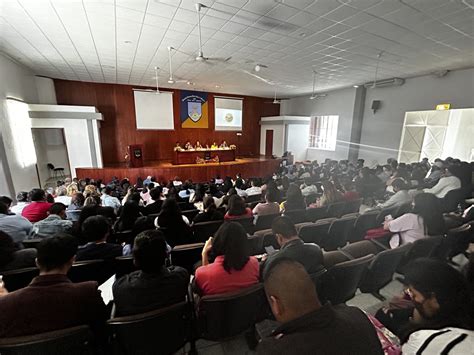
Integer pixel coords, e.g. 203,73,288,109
258,259,383,355
21,188,53,223
400,259,473,354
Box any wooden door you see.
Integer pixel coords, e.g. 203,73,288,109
265,130,273,157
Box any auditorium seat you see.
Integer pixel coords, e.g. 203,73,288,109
108,301,190,355
319,254,374,305
309,268,327,293
247,235,264,256
171,243,205,274
181,209,200,221
442,189,464,213
21,239,42,249
231,216,255,234
305,206,328,222
114,256,136,277
0,325,94,355
254,213,280,231
198,284,266,340
321,215,357,251
394,203,412,218
110,230,134,244
375,206,399,226
349,211,378,243
396,236,444,274
444,223,472,260
326,202,347,218
283,209,307,224
1,267,39,292
358,243,412,300
193,220,223,242
343,198,362,215
68,259,110,284
298,220,332,244
262,232,279,251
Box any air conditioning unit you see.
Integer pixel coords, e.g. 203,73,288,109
364,78,405,88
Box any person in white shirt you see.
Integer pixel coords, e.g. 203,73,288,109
100,186,121,211
245,179,262,197
400,259,473,355
423,166,461,198
10,192,29,215
383,193,445,249
300,178,318,197
375,178,412,210
54,187,72,206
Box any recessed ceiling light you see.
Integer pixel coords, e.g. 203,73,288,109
353,85,359,88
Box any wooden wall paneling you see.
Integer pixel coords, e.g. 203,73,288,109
54,80,280,166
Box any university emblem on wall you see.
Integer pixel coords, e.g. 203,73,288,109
181,91,208,128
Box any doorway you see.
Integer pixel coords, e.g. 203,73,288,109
31,128,71,188
265,130,274,157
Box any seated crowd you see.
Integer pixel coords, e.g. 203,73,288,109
0,156,473,353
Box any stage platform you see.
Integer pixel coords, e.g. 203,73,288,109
76,157,281,183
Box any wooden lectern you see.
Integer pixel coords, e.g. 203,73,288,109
128,144,144,167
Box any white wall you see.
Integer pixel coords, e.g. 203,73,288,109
442,108,474,161
260,124,285,157
280,87,357,162
35,77,57,104
359,68,474,165
0,54,40,196
287,124,310,161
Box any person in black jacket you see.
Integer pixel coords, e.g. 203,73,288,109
258,259,383,355
261,216,324,279
143,186,164,216
193,196,224,224
112,230,189,316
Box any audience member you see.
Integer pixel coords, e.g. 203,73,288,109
262,216,324,278
112,230,189,316
375,178,411,210
21,188,53,223
224,195,252,220
258,259,383,355
318,180,344,207
400,259,473,354
0,230,36,271
0,234,108,337
280,184,306,212
100,186,121,210
0,202,32,245
253,190,280,216
245,179,262,197
54,186,72,206
156,198,193,246
193,196,224,224
10,191,29,215
195,222,259,295
143,186,164,215
76,215,125,260
342,182,360,202
423,166,461,198
31,203,73,238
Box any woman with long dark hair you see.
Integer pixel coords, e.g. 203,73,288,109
224,195,252,220
115,201,142,232
280,183,306,212
156,198,192,246
195,222,259,295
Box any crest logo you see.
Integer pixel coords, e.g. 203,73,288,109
188,103,202,122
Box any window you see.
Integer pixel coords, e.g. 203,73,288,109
308,115,339,151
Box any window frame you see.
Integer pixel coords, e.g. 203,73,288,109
308,115,339,151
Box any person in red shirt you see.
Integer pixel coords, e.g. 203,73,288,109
195,222,259,295
224,195,252,220
21,189,53,223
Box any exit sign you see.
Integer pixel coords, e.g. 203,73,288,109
436,103,451,110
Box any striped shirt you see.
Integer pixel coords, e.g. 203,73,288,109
402,327,473,354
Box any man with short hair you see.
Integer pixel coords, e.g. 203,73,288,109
0,202,32,245
31,203,73,238
374,178,411,210
261,216,324,279
100,186,121,210
400,258,473,354
143,186,164,215
10,191,29,215
423,166,461,198
246,179,262,197
21,188,53,222
76,215,125,260
258,259,383,354
0,234,108,337
112,230,189,316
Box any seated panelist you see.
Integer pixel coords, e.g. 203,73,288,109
174,142,182,151
195,141,203,150
184,141,192,150
211,142,218,149
220,140,228,149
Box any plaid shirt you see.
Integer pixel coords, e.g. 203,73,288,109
31,215,73,239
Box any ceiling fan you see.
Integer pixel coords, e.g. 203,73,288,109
167,46,190,84
309,70,327,100
192,3,232,64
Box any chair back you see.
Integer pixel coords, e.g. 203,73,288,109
115,256,136,277
375,207,399,226
2,267,39,292
245,194,263,203
21,239,42,249
343,199,362,215
359,244,411,294
445,224,472,259
182,209,200,221
320,254,374,304
283,209,307,224
326,202,347,218
108,302,189,355
68,259,109,284
111,230,134,244
394,203,412,218
262,233,279,250
442,189,464,213
247,235,264,255
255,213,280,231
170,243,205,273
309,268,327,293
305,206,327,223
0,325,94,355
198,284,266,340
322,216,357,251
396,236,444,274
298,221,331,244
231,216,255,234
193,220,223,242
349,212,378,243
